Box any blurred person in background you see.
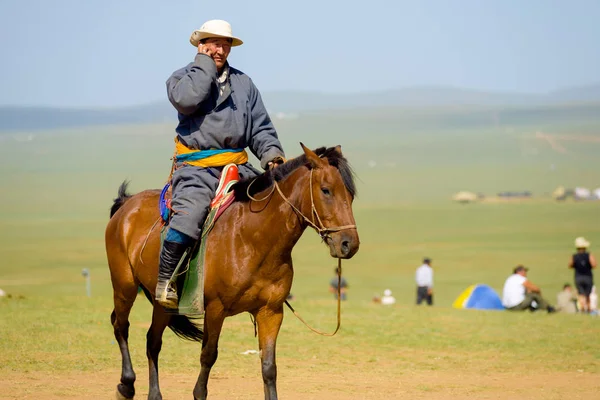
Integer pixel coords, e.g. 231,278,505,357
415,258,434,305
502,265,555,313
569,237,597,313
329,267,349,300
556,283,577,314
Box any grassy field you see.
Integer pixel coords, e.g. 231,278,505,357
1,108,600,399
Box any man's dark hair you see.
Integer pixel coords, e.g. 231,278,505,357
423,257,431,264
563,283,572,290
513,265,528,274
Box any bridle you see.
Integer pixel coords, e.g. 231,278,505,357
275,169,356,240
248,168,357,240
247,167,356,336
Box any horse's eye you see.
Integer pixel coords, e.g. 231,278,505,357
321,187,331,196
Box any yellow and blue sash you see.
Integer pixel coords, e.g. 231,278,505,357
174,137,248,168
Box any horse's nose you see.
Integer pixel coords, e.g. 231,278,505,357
339,232,359,259
341,240,350,257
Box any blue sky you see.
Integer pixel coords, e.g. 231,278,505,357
1,0,599,107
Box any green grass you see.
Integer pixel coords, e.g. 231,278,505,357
0,112,599,398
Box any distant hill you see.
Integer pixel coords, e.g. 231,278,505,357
262,86,544,113
0,102,174,132
547,83,600,103
2,84,600,132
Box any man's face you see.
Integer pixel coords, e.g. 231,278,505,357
204,37,232,70
517,270,527,277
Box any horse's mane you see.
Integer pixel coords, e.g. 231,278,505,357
233,146,356,202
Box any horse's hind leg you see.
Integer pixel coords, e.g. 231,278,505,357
111,279,139,399
193,303,225,400
146,304,170,400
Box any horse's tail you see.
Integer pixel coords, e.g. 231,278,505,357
168,314,204,342
110,181,133,218
139,285,204,342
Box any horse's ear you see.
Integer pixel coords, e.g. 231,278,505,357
334,145,342,155
300,142,324,168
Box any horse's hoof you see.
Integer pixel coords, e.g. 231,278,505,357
116,384,134,400
115,391,132,400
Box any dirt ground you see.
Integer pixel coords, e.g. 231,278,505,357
2,369,598,400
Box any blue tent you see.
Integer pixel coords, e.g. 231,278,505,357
453,284,504,310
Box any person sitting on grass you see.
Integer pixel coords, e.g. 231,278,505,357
502,265,556,313
556,283,578,314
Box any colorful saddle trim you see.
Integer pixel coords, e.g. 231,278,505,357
159,163,239,224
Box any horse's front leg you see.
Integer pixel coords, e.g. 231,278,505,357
255,305,284,400
193,303,225,400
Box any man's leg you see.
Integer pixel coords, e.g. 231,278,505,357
578,295,589,313
575,278,592,313
156,166,218,309
416,287,426,305
509,294,535,311
426,292,433,306
528,292,553,311
156,229,194,308
511,293,554,312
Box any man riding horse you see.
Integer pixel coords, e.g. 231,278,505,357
158,19,286,309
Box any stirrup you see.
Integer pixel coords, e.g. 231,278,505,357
155,280,179,309
211,163,240,207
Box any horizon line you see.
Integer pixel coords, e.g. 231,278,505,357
1,82,599,109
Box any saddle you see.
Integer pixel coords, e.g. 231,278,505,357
159,163,240,316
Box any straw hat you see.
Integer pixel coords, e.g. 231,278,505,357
575,237,590,249
189,20,243,47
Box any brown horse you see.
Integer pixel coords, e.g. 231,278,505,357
105,143,360,400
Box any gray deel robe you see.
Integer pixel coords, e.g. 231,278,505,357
165,53,285,239
167,53,284,169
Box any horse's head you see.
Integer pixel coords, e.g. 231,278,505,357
300,143,360,259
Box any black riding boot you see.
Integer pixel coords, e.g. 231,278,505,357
155,240,189,309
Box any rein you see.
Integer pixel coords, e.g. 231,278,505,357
251,168,356,336
284,258,343,336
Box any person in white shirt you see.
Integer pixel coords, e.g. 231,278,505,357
381,289,396,305
415,258,434,305
502,265,555,313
